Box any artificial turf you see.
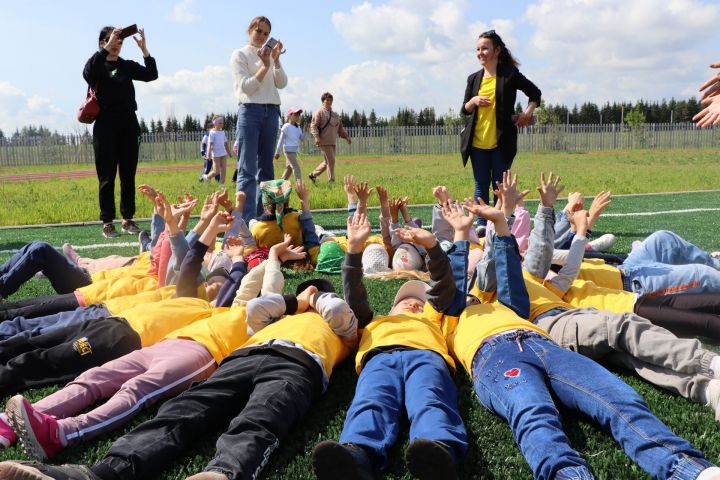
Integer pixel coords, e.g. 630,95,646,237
1,191,720,479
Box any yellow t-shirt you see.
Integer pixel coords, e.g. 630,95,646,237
577,259,624,291
471,75,497,149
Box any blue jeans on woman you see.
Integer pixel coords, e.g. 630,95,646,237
235,103,280,222
0,242,91,299
471,331,713,479
621,231,720,296
469,147,507,225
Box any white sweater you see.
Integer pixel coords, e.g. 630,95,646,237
230,45,287,105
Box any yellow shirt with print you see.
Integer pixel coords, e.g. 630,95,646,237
471,76,498,149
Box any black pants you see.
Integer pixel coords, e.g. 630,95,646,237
0,316,140,395
0,293,80,322
92,348,319,480
635,292,720,340
93,113,140,223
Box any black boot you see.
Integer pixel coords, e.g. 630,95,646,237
405,438,458,480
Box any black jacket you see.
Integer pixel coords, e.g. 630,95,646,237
83,48,158,118
460,63,541,166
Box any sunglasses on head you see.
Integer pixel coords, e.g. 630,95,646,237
481,29,496,37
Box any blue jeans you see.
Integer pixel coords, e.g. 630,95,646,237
234,103,280,222
469,147,507,225
339,349,467,469
0,242,91,298
0,304,110,341
621,231,720,296
471,331,712,480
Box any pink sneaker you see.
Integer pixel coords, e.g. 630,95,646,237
0,413,16,448
5,395,64,461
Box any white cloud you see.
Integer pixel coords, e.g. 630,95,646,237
524,0,720,105
167,0,199,24
135,65,235,121
0,81,73,134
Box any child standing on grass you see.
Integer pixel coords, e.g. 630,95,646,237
203,116,232,186
274,107,305,181
199,122,219,182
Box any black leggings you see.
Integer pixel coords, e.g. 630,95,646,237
634,293,720,341
0,293,80,322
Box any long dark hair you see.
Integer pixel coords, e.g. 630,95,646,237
479,30,519,68
98,26,115,45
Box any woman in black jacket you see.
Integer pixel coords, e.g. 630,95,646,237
460,30,540,229
83,26,158,238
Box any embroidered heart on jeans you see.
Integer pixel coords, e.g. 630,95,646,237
504,368,521,378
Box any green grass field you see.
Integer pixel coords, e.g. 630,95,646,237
2,151,720,479
2,148,720,226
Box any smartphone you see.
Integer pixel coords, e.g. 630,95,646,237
119,24,138,39
262,37,278,50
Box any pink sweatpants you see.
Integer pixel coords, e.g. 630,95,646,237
34,338,216,446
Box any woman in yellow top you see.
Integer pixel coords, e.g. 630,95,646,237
460,30,540,232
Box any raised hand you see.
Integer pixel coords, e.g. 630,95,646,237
569,209,589,237
699,61,720,100
217,189,233,213
463,197,510,237
296,179,310,212
394,225,438,250
389,197,403,224
354,182,373,205
496,170,530,215
441,200,474,234
132,28,149,56
347,213,371,254
536,171,564,208
694,96,720,128
223,235,245,260
587,191,612,229
344,174,357,202
208,211,234,234
138,184,159,203
432,185,450,204
199,192,220,223
564,191,585,213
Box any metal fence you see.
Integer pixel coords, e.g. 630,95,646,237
0,123,717,167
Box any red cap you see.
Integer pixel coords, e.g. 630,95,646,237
286,107,303,117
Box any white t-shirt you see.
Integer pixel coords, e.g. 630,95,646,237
208,130,228,157
275,123,305,154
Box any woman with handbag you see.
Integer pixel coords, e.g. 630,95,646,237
230,16,287,222
83,26,158,238
460,30,540,233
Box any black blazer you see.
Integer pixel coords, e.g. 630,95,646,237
460,63,541,166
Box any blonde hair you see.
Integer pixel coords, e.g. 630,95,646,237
365,270,430,282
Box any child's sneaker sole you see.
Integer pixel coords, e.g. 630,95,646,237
6,396,57,461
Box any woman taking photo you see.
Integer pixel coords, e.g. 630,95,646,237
230,16,287,222
460,30,540,232
83,26,158,238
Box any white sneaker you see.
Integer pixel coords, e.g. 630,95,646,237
711,252,720,260
707,379,720,421
588,234,617,252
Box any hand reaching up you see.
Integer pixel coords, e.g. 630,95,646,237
347,213,371,254
354,182,373,206
395,225,438,250
441,200,474,239
217,189,233,213
432,186,450,204
496,170,530,215
208,211,234,234
463,197,510,237
344,175,357,203
569,209,589,237
235,191,246,213
296,179,310,212
138,184,159,203
564,191,584,213
199,192,220,224
587,191,611,229
536,171,564,208
223,235,245,261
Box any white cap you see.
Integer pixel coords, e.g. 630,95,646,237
392,280,430,307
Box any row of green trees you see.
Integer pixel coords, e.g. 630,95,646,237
0,97,705,140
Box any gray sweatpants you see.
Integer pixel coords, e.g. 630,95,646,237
534,307,716,403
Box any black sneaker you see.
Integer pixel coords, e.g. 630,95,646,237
102,223,120,239
312,440,374,480
405,439,458,480
138,230,151,254
0,461,101,480
308,173,317,185
121,219,141,235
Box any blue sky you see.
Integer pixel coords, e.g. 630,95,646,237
1,0,718,133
